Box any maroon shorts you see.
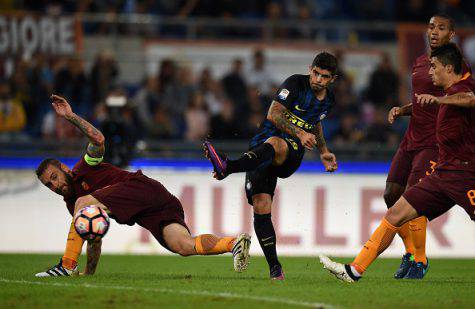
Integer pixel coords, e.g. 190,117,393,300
403,170,475,221
91,175,189,251
134,196,190,252
387,147,438,187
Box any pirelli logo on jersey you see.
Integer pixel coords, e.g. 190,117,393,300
283,110,315,130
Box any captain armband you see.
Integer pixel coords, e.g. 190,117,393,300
84,153,103,166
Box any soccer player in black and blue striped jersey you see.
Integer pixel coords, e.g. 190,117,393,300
204,52,338,279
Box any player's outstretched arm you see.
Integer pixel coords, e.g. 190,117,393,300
388,103,412,124
267,101,316,150
50,94,105,158
313,122,338,172
420,92,475,108
83,238,102,275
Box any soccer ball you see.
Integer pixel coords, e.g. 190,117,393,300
74,205,110,240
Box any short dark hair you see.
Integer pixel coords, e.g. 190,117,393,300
430,43,463,74
431,13,455,31
311,52,338,75
35,158,61,178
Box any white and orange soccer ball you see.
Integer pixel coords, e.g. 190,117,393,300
74,205,110,240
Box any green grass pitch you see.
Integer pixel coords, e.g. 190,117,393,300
1,254,474,308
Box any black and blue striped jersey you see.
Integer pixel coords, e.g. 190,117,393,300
250,74,335,148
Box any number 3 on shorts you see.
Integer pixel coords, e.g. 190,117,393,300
467,190,475,206
425,160,437,176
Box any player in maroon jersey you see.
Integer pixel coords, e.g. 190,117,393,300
34,95,251,277
385,14,470,279
320,43,475,282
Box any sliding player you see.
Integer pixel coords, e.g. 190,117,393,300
204,52,338,279
35,95,251,277
320,43,475,282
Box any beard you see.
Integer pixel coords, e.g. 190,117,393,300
59,170,75,197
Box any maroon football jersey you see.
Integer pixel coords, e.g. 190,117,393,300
64,157,141,215
437,76,475,172
400,55,444,150
401,54,471,151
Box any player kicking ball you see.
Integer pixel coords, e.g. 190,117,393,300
35,95,251,277
204,52,338,280
320,43,475,282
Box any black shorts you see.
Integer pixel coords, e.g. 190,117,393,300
245,137,305,205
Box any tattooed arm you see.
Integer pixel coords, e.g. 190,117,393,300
83,239,102,275
312,122,329,154
50,94,105,158
312,122,338,172
267,101,316,150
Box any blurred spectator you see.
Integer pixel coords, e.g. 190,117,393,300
41,109,83,141
210,99,240,139
198,67,225,116
0,80,27,140
28,55,55,136
245,49,275,100
243,85,266,138
184,91,210,141
221,58,250,120
157,59,177,91
332,113,364,146
54,56,90,115
90,50,119,106
365,53,399,108
364,107,400,146
161,65,196,137
101,91,138,168
132,76,161,135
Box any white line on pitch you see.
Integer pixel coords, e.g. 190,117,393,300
0,278,332,308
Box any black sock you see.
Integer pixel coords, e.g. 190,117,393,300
227,143,275,174
253,213,280,269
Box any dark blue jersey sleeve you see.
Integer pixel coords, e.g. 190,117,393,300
273,75,301,109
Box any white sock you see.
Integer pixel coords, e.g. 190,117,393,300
350,265,362,277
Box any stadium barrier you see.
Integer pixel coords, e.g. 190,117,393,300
2,165,474,257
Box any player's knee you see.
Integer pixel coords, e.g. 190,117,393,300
252,196,272,214
74,196,90,211
176,249,192,257
384,183,404,209
385,202,407,227
264,137,280,150
173,241,194,257
264,137,286,156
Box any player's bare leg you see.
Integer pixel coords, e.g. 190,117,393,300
162,223,251,272
384,182,415,278
264,136,289,166
320,197,419,282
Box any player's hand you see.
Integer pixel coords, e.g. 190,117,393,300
388,107,401,124
415,93,439,106
298,131,317,150
51,94,74,118
320,152,338,172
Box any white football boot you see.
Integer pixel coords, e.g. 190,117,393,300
319,254,360,283
35,258,78,277
232,233,251,272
